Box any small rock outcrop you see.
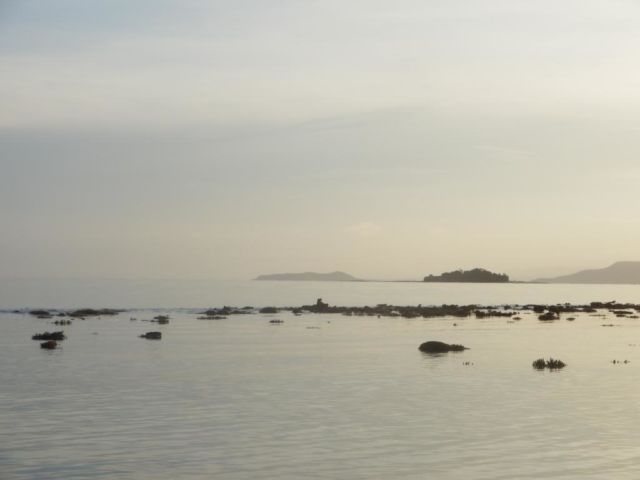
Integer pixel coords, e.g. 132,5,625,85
40,340,58,349
532,358,566,370
32,331,66,341
259,307,279,314
139,331,162,340
418,341,468,353
538,312,559,321
152,315,170,324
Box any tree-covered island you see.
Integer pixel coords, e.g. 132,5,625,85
423,268,509,283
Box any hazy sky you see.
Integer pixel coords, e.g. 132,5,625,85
2,0,640,281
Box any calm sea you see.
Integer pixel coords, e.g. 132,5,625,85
2,280,640,479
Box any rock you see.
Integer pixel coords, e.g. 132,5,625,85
259,307,278,314
538,312,559,321
152,315,170,324
32,331,66,341
40,340,58,349
29,309,52,317
418,341,468,353
139,331,162,340
269,319,284,324
532,358,566,370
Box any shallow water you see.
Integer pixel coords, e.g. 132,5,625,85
2,307,640,479
2,278,640,309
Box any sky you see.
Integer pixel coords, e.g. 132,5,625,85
2,0,640,281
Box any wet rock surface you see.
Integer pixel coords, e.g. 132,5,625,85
139,331,162,340
32,331,66,341
532,358,566,370
40,340,58,350
419,341,468,353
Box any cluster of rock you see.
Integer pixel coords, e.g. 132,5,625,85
32,331,66,350
532,358,566,370
418,342,571,372
198,306,253,320
28,308,122,319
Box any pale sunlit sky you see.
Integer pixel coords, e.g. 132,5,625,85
2,0,640,281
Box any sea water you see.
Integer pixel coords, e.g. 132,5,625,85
2,282,640,479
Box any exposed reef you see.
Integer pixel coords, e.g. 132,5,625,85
139,332,162,340
532,358,566,370
419,341,468,353
32,331,66,341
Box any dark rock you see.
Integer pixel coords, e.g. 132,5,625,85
418,341,468,353
32,331,66,341
269,319,284,324
40,340,58,349
532,358,566,370
259,307,279,314
29,309,52,317
152,315,170,324
538,312,559,321
139,331,162,340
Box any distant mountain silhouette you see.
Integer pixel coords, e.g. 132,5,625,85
255,271,360,282
423,268,509,283
535,261,640,284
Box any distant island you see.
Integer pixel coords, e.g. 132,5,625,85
535,261,640,284
255,271,361,282
423,268,509,283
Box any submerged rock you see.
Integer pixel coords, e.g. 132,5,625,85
32,331,66,341
40,340,58,350
140,331,162,340
269,319,284,324
418,341,468,353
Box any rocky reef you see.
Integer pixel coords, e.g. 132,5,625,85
532,358,566,370
419,341,468,353
32,331,66,341
139,331,162,340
